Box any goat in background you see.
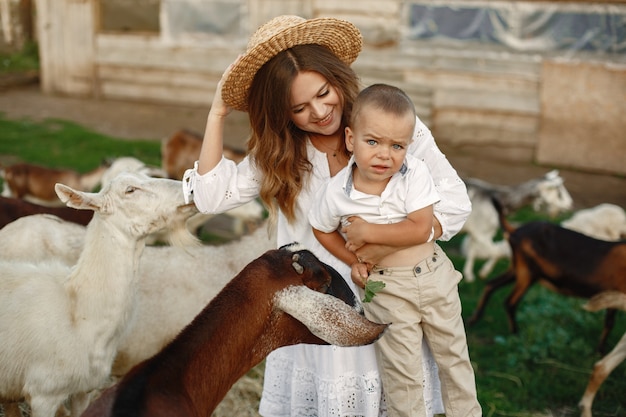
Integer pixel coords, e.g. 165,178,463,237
562,203,626,242
0,195,93,229
467,196,626,353
80,245,387,417
0,156,165,228
161,129,246,180
0,161,111,206
461,170,573,282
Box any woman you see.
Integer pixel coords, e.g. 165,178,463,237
183,15,471,417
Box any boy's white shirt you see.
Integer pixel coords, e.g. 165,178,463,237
309,153,441,235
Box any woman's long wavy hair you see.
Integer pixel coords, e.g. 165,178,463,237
247,44,360,224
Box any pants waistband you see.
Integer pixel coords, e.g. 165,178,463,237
371,251,440,277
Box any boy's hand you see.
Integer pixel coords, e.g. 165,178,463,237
350,262,370,289
351,263,385,303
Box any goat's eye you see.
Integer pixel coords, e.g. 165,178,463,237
125,186,137,194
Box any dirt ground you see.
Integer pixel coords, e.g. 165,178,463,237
0,83,624,210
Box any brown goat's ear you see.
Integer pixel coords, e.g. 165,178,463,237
291,253,304,274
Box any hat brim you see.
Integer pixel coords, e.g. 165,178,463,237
222,17,362,112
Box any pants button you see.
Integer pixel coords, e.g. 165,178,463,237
414,266,422,274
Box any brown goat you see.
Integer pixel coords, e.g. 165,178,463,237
578,291,626,417
161,129,246,180
467,197,626,353
80,245,386,417
0,196,93,229
1,162,110,206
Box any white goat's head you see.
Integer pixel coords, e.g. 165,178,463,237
55,172,199,245
532,170,573,217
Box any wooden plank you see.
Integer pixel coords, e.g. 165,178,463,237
537,60,626,175
314,0,402,15
95,34,238,73
99,79,216,106
62,0,95,95
97,65,218,88
434,109,538,145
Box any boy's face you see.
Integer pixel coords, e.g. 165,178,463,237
345,105,414,189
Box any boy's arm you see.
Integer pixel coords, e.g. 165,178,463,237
312,227,359,267
313,227,370,289
343,204,434,251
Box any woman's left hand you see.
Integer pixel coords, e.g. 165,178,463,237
352,243,394,269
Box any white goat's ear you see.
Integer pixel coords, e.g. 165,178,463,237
55,183,101,211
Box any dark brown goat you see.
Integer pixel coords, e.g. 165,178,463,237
161,129,246,180
0,195,93,229
467,197,626,352
81,245,386,417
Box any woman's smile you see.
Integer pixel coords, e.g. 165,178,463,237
316,111,333,127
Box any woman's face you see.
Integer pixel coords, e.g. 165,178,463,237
289,71,344,136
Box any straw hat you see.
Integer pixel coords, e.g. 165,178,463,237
221,15,363,112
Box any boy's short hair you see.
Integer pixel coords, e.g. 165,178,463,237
350,83,416,127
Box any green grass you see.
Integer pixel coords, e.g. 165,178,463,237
0,114,161,170
1,115,625,417
0,42,39,73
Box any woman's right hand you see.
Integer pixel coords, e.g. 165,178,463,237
209,55,244,119
198,55,244,175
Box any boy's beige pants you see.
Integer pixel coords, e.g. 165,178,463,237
365,246,482,417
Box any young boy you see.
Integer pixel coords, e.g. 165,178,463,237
309,84,481,417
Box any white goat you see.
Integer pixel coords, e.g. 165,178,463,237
561,203,626,242
0,213,276,378
0,173,197,417
461,170,573,282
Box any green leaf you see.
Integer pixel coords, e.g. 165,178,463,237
362,280,385,303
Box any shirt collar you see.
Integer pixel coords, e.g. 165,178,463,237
342,155,409,197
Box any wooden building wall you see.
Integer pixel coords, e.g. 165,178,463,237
33,0,626,176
